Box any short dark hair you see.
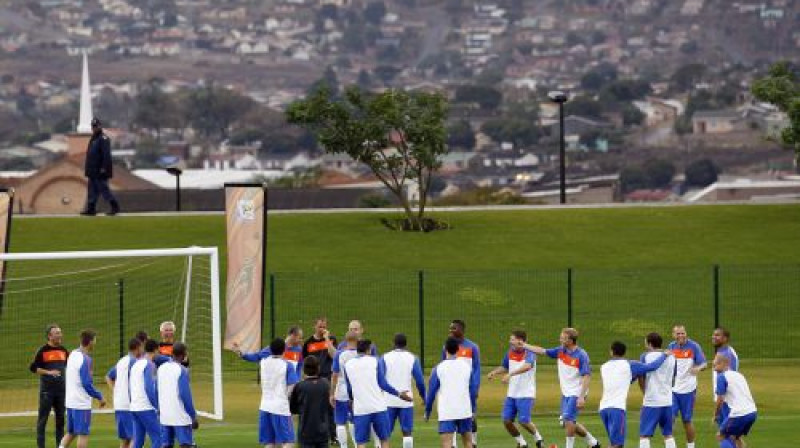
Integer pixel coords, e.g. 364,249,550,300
288,326,301,336
80,329,96,347
511,330,527,342
45,324,60,338
128,338,142,352
270,338,286,356
144,339,159,353
445,337,460,355
716,327,731,339
611,341,626,357
357,339,372,354
304,355,320,376
646,332,663,349
394,333,407,349
451,320,466,331
135,330,148,343
172,342,187,359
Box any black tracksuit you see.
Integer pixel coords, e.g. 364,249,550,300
290,376,332,448
29,344,68,448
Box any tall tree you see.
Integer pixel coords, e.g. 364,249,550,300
752,61,800,171
287,86,449,231
134,79,177,142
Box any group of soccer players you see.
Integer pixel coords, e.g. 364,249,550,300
234,319,755,448
34,321,199,448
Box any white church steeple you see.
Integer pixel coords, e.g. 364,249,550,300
76,51,93,134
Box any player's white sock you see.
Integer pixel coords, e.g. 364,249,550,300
687,443,695,448
472,432,478,445
665,438,677,448
639,439,651,448
584,431,598,446
514,434,527,446
348,423,357,446
534,431,543,441
336,425,349,447
451,433,458,448
566,436,576,448
402,436,413,448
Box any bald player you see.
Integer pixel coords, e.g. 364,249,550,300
667,325,706,448
339,320,378,356
712,354,756,448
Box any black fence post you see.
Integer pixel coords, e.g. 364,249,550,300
713,265,720,329
118,279,125,359
269,273,276,341
418,270,425,370
567,268,574,327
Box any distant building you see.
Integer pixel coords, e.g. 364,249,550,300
692,110,743,134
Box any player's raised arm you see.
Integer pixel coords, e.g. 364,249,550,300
519,341,548,356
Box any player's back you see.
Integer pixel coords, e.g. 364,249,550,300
431,359,472,421
129,358,156,412
383,349,417,406
65,349,92,410
111,355,136,411
333,348,358,401
718,370,757,417
259,356,292,414
343,355,386,416
157,360,193,426
599,359,633,411
641,351,675,407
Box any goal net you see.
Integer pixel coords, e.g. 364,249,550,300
0,247,223,420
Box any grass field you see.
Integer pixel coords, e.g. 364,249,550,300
1,204,799,445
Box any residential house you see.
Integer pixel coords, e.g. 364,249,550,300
692,110,743,134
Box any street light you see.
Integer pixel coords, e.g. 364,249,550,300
549,90,569,204
166,166,183,212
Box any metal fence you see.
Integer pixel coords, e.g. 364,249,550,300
226,265,800,375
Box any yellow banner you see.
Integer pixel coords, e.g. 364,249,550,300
223,185,265,353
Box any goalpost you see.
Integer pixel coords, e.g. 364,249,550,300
0,247,223,420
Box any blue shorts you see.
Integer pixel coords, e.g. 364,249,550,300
560,396,580,422
502,397,534,423
132,410,162,448
439,418,472,434
114,410,134,440
640,406,673,437
716,403,732,427
162,425,194,446
259,411,295,445
672,391,696,423
66,409,92,436
387,407,414,434
600,408,626,447
334,400,353,425
720,412,757,438
353,411,391,444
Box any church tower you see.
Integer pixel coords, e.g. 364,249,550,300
66,51,93,160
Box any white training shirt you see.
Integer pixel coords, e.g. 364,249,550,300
641,351,676,408
259,356,298,415
545,346,591,398
157,360,197,426
712,345,739,402
426,358,473,422
716,370,756,418
129,358,157,412
383,349,425,408
65,349,101,410
599,354,667,411
502,349,537,399
343,355,398,416
668,339,706,394
110,354,136,410
332,348,358,402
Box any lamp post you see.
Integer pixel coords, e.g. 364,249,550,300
549,91,569,204
166,166,183,212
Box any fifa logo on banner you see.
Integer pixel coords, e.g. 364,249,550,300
236,199,256,221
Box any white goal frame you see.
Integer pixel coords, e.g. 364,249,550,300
0,247,224,420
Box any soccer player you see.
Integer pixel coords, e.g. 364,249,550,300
487,330,543,448
599,341,670,448
291,356,332,448
426,337,477,448
105,338,142,448
711,328,738,427
129,339,162,448
667,325,706,448
233,326,305,377
259,338,300,448
344,339,412,448
303,317,338,443
383,333,426,448
638,333,678,448
331,331,360,448
158,342,199,448
339,320,378,356
520,328,600,448
712,354,756,448
442,320,480,447
59,329,106,448
30,323,68,448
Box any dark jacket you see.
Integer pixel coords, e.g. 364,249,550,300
290,377,331,444
84,132,113,179
29,344,68,392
